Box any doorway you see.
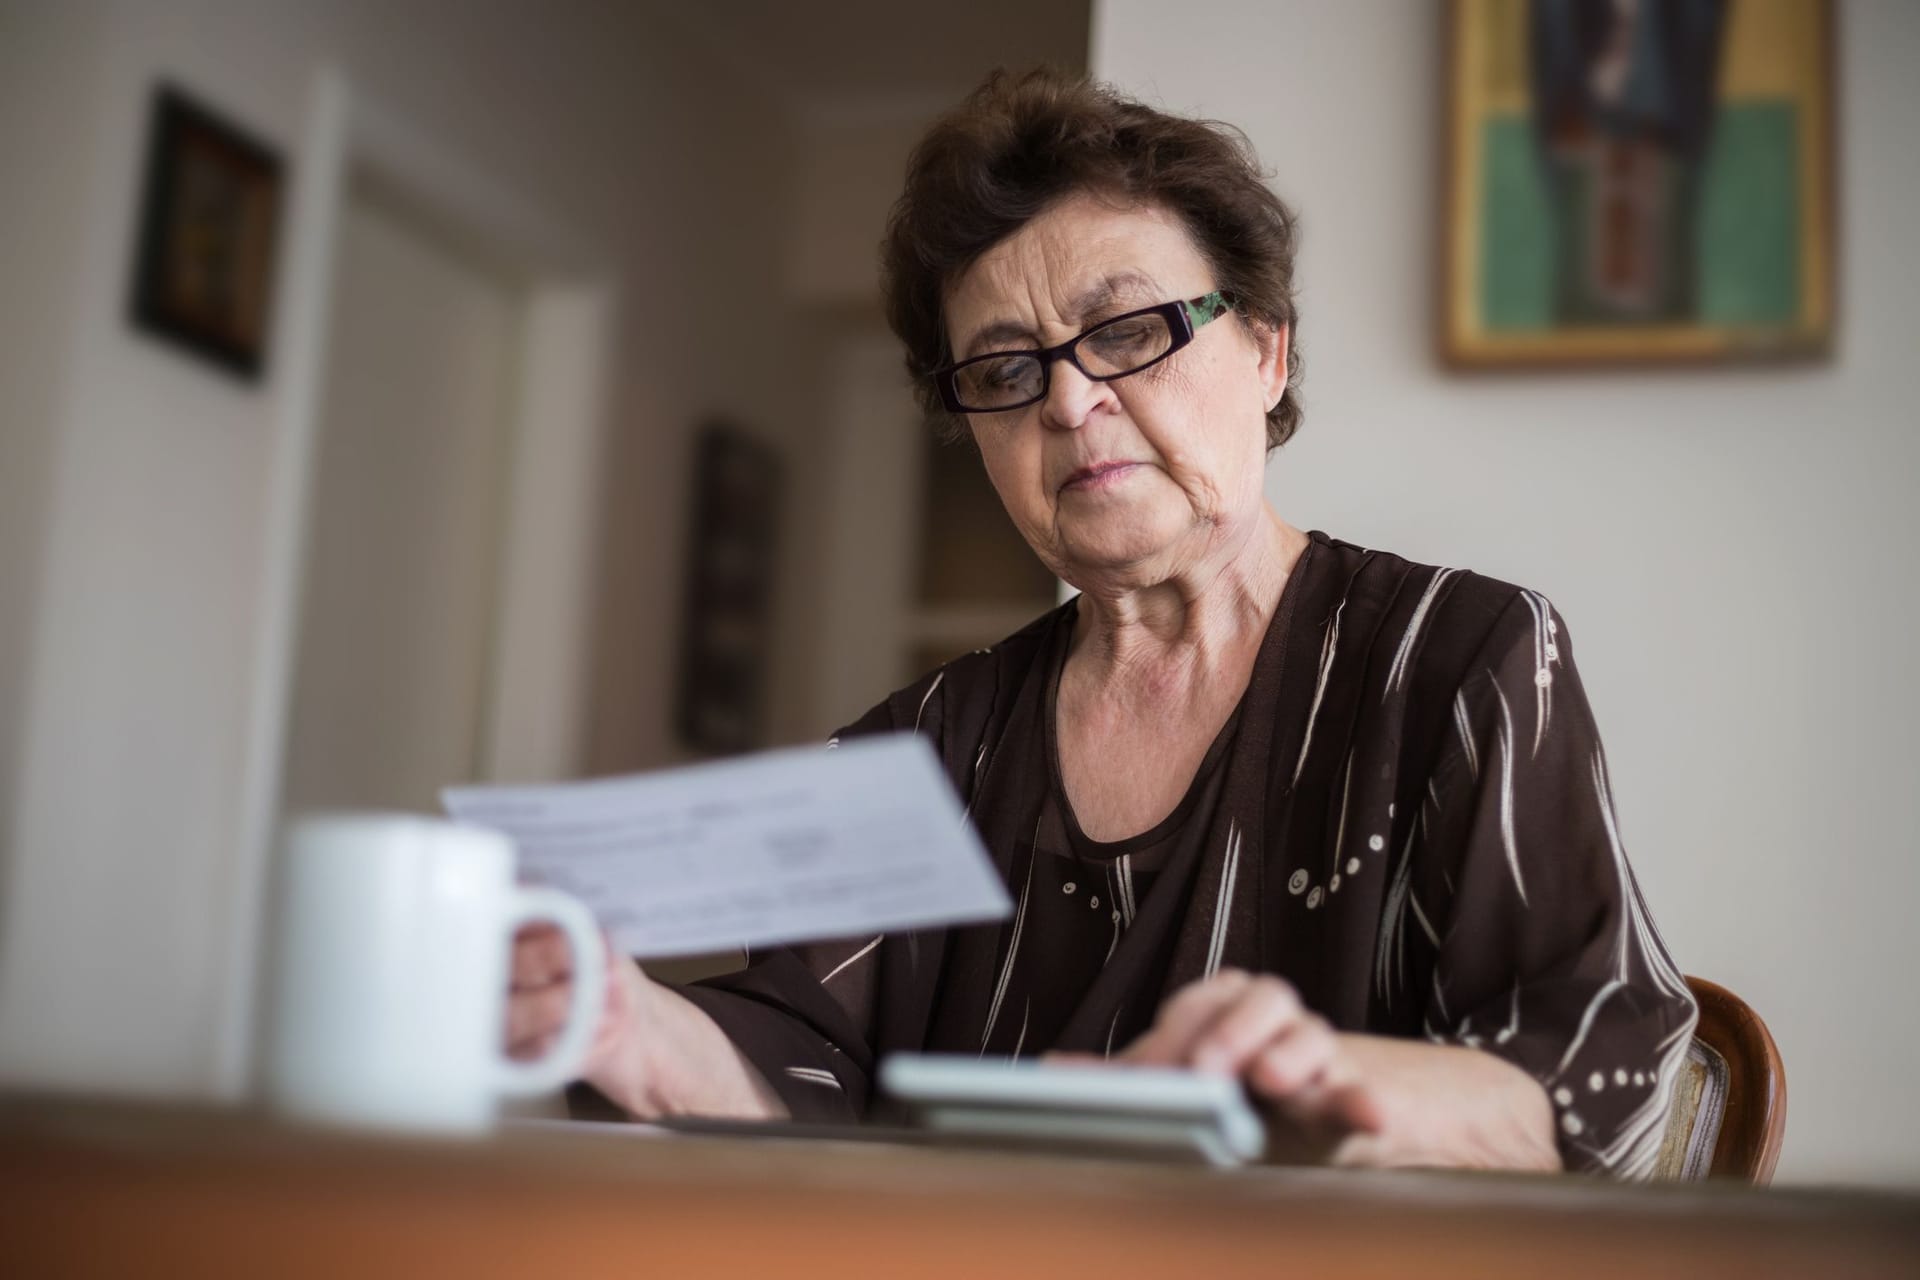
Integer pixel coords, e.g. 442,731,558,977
279,178,522,815
218,74,613,1093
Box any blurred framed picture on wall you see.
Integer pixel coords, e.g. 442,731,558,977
129,84,285,381
675,424,783,757
1441,0,1835,367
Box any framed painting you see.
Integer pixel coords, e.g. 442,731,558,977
675,424,784,757
1441,0,1835,366
129,84,285,381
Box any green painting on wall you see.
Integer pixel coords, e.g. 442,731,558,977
1442,0,1834,366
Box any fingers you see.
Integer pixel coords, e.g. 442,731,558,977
1118,969,1254,1066
1321,1081,1387,1136
510,922,574,992
507,924,578,1059
1117,970,1387,1157
505,980,574,1057
505,1030,559,1063
1238,1007,1387,1137
1121,970,1315,1083
1245,1012,1336,1094
1254,1052,1386,1137
1188,975,1306,1077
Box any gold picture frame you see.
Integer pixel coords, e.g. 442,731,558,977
1440,0,1835,367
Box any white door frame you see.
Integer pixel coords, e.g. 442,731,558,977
215,70,615,1093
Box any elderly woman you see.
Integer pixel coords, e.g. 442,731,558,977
510,70,1696,1176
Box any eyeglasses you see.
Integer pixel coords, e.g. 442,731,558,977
934,290,1238,414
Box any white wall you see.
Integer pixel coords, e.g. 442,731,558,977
1093,0,1920,1186
0,3,109,930
0,0,798,1098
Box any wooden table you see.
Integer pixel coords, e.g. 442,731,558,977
2,1096,1915,1278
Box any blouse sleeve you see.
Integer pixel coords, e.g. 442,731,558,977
1410,591,1698,1176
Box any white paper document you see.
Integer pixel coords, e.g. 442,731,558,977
442,734,1010,959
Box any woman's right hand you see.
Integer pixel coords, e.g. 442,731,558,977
508,922,658,1113
507,924,789,1121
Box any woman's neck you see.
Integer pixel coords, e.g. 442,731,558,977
1067,509,1307,690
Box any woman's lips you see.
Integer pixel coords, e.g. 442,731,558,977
1060,461,1139,493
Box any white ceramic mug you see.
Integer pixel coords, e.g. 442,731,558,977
261,814,605,1133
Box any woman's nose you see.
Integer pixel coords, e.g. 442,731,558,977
1037,360,1114,432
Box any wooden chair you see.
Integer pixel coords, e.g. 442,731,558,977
1652,976,1786,1184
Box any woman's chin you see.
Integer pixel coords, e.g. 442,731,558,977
1045,493,1203,586
1054,533,1183,592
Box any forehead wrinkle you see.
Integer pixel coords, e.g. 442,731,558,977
964,319,1037,358
957,270,1169,360
945,198,1201,358
950,249,1049,359
1069,270,1163,321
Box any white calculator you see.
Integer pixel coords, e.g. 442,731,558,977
879,1053,1267,1167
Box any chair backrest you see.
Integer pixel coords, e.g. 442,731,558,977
1652,976,1786,1184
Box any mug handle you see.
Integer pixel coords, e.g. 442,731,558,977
496,886,609,1097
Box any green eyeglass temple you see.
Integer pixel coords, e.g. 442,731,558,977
1177,290,1236,331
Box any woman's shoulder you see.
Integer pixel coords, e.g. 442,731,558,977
1305,530,1566,674
838,600,1072,741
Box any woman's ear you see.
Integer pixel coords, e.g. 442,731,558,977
1255,321,1289,413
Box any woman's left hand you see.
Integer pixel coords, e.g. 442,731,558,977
1078,969,1560,1170
1097,969,1380,1163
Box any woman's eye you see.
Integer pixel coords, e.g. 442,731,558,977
1089,322,1156,353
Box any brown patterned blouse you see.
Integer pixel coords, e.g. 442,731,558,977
670,530,1698,1176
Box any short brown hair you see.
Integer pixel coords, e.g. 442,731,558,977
881,68,1304,449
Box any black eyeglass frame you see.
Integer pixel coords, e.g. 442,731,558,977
933,290,1238,415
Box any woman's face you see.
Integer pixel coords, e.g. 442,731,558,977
942,193,1288,595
